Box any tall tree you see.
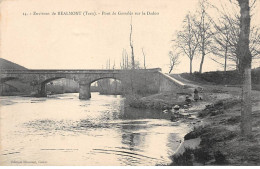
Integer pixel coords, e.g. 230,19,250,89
142,48,146,69
174,13,199,74
211,24,230,72
210,13,239,71
120,49,130,70
130,17,135,69
194,0,213,73
237,0,252,136
209,0,260,72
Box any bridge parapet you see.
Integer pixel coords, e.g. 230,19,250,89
157,71,192,92
0,68,161,74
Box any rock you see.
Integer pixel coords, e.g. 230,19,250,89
183,105,189,109
173,105,180,110
163,109,168,113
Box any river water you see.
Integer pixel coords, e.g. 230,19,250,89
0,93,189,166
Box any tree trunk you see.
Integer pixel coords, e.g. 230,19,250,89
142,48,146,69
199,52,205,73
237,0,252,136
189,59,193,74
224,39,228,72
169,66,173,74
223,44,228,84
241,68,252,135
130,18,135,69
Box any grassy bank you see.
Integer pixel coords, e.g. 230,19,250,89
169,88,260,166
179,68,260,91
125,89,193,110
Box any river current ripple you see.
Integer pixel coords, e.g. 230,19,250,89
0,93,189,166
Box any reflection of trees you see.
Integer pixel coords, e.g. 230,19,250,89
121,133,142,148
119,107,170,120
46,78,79,94
97,79,122,95
119,121,148,150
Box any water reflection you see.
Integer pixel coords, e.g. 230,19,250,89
0,93,189,166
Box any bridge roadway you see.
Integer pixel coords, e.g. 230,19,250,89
0,68,187,99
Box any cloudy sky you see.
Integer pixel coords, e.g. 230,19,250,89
1,0,259,73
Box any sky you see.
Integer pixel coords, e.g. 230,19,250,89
0,0,259,73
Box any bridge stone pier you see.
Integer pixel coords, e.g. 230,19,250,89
79,80,92,99
0,68,188,99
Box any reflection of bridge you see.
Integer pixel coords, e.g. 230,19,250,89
0,68,187,99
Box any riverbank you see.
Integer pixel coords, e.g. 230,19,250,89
168,86,260,166
125,88,194,110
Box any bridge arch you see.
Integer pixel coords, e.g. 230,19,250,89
41,77,66,84
38,77,79,97
90,77,122,84
78,76,123,99
90,77,122,95
0,77,20,95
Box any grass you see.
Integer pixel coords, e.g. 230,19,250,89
126,91,189,110
166,70,260,166
179,68,260,91
170,89,260,166
198,99,240,118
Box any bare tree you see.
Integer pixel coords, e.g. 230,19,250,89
194,0,213,73
174,13,199,74
126,51,129,69
211,25,230,72
210,14,239,71
106,58,111,69
249,26,260,59
120,49,125,69
168,51,180,74
142,48,146,69
130,17,135,69
142,48,147,89
112,59,115,69
120,49,131,70
209,0,260,72
237,0,252,136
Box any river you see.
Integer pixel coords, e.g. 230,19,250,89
0,93,189,166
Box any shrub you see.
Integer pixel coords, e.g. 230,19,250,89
214,151,228,165
184,126,205,140
227,116,241,125
170,148,194,166
194,148,212,165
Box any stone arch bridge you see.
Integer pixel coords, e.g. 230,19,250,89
0,68,187,99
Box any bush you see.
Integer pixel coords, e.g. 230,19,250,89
184,126,205,140
170,148,194,166
194,148,212,165
214,151,228,165
170,147,213,166
226,116,241,125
